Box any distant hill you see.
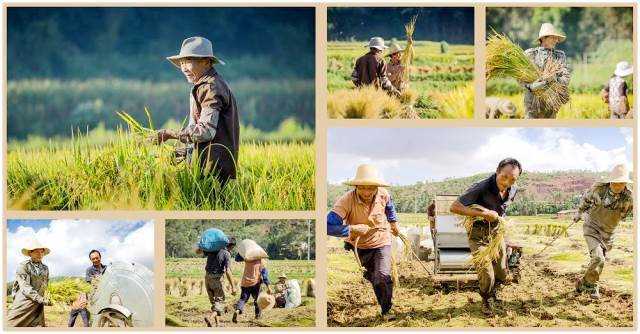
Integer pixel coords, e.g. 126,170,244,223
328,170,610,215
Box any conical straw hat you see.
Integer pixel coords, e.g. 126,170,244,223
343,164,390,187
600,164,632,184
537,23,566,43
21,239,50,257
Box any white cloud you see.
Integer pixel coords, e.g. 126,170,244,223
7,220,155,281
328,128,631,185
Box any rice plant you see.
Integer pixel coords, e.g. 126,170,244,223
7,112,315,210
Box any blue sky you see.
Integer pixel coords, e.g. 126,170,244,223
328,127,633,185
6,220,154,280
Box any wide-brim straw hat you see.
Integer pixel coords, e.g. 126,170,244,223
537,23,566,43
365,37,388,51
278,274,287,279
343,164,390,187
386,42,405,57
167,36,226,68
598,164,633,184
614,61,633,77
21,239,50,257
257,292,276,311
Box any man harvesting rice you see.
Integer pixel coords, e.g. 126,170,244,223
385,42,407,93
152,36,240,187
574,164,633,300
522,23,571,118
450,158,521,316
7,240,52,327
601,61,633,119
326,164,400,320
352,37,401,97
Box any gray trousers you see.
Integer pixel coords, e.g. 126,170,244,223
468,223,508,299
205,273,225,315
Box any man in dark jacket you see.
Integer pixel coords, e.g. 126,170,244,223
352,37,400,96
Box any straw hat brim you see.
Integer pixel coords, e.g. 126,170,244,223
615,68,633,77
343,178,390,187
166,55,226,68
597,177,633,184
22,247,50,257
537,34,566,43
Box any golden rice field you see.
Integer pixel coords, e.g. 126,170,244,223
7,131,315,210
489,93,634,119
327,41,474,119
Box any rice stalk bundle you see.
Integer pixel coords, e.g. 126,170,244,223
486,32,569,111
459,204,509,269
47,278,92,305
400,15,418,83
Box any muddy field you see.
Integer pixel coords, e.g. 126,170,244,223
327,215,634,328
165,258,316,328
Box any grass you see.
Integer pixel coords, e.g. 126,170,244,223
7,126,315,210
328,215,633,327
327,40,474,119
165,258,315,327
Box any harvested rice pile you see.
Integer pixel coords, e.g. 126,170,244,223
486,32,569,110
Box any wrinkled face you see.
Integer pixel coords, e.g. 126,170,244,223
30,248,45,262
390,52,401,62
610,182,627,194
541,36,560,49
90,251,101,266
179,58,211,83
496,165,520,191
356,185,378,203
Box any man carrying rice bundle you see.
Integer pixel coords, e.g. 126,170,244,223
152,36,240,188
326,164,400,321
522,23,571,118
7,239,52,327
450,158,521,316
574,164,633,300
352,37,401,97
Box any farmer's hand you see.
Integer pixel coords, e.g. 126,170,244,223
527,79,547,92
350,224,381,237
390,223,400,237
482,210,500,223
149,129,177,144
573,213,582,223
43,297,53,306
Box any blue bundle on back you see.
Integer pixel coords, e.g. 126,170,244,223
198,228,229,252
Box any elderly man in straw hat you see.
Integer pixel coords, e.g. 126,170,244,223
351,37,401,97
385,42,407,93
522,23,571,119
152,36,239,187
601,61,634,119
574,164,633,300
7,239,53,327
327,164,400,320
450,158,521,316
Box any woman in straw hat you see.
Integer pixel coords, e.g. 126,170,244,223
574,164,633,300
7,239,52,327
385,42,407,93
351,37,401,96
326,164,400,320
152,36,239,188
522,23,571,119
601,61,634,119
